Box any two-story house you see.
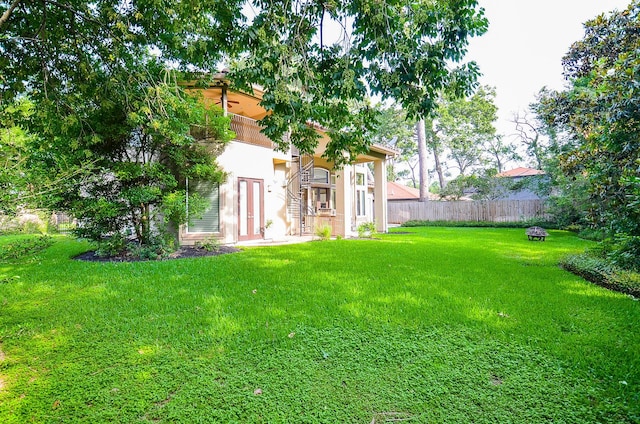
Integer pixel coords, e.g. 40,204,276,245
179,77,395,245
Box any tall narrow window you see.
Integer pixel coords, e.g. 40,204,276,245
356,189,366,216
355,172,366,216
187,180,220,233
252,181,261,235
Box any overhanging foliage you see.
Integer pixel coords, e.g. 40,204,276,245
0,0,488,249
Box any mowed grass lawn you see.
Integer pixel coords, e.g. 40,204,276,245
0,228,638,423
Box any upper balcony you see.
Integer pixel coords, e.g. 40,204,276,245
230,114,274,149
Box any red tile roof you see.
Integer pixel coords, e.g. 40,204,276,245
387,181,441,200
497,167,546,177
387,181,420,200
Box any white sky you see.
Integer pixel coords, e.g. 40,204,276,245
466,0,631,137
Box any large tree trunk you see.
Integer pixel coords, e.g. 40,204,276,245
416,119,429,201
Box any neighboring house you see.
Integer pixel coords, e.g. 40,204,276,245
179,78,395,245
387,181,420,202
387,181,452,202
496,167,547,200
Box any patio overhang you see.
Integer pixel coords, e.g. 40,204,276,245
353,143,398,163
181,76,268,120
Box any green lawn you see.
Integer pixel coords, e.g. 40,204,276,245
0,228,638,423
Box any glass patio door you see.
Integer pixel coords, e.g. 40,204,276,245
238,178,264,241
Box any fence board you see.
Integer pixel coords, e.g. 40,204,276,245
387,200,548,224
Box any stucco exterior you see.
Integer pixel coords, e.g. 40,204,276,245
178,83,394,245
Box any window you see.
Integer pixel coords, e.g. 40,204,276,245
186,180,220,233
313,187,331,209
312,168,330,184
310,168,335,213
355,171,366,216
356,189,366,216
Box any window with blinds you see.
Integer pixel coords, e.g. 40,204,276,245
187,180,220,233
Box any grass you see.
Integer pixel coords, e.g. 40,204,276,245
0,228,638,423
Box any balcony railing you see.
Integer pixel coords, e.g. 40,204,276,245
230,114,274,149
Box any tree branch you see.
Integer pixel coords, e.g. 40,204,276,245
0,0,21,28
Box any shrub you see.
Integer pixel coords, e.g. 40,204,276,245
95,234,127,258
128,234,175,260
0,235,53,260
576,227,606,242
195,237,221,252
314,224,332,241
560,253,640,298
94,232,175,260
0,211,50,234
607,234,640,272
401,220,559,229
357,222,377,238
19,212,48,234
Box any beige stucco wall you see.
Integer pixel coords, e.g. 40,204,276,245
218,141,290,244
179,137,388,245
179,140,290,245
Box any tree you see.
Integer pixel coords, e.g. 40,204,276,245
535,1,640,270
424,117,447,191
49,79,234,254
439,169,507,201
435,85,498,176
0,99,32,213
1,1,242,252
1,0,487,251
510,109,549,170
0,99,95,215
483,135,520,174
233,1,487,165
415,119,430,200
369,104,416,182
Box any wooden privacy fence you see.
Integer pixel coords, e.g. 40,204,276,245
387,200,548,224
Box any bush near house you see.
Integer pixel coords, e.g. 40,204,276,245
357,221,377,238
314,224,332,240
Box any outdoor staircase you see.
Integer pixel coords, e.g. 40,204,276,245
287,152,314,235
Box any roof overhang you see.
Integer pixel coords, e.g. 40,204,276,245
182,75,398,162
181,76,268,120
354,143,398,163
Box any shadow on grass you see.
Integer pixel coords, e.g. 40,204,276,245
1,230,638,422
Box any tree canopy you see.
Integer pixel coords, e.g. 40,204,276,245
536,0,640,270
1,0,487,161
435,85,498,176
232,0,488,164
369,104,417,182
1,0,487,251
